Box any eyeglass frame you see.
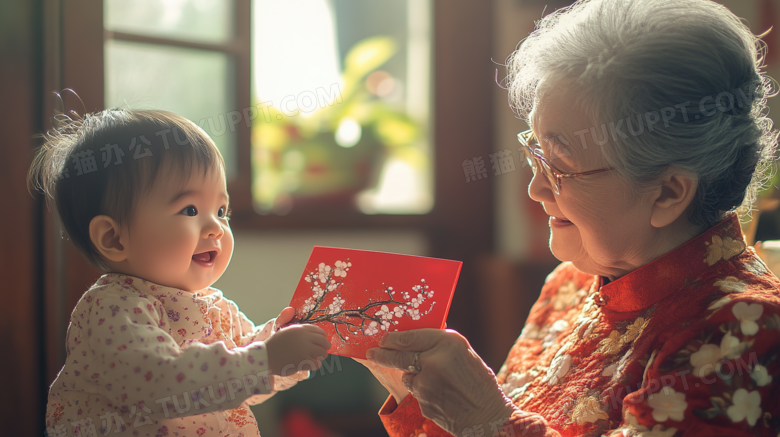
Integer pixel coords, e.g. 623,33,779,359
517,129,615,195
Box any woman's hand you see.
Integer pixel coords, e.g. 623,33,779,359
366,329,517,435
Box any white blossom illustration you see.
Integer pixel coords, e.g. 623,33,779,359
296,261,437,343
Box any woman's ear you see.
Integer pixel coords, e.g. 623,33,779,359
650,169,698,228
89,215,128,263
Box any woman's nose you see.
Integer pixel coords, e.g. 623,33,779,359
527,169,555,204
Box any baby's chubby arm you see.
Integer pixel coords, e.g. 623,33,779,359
233,305,296,346
85,292,277,420
234,306,324,396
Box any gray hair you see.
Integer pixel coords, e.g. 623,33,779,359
506,0,779,228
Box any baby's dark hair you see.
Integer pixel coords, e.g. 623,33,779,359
28,108,225,270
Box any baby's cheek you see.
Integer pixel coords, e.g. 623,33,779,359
144,228,191,269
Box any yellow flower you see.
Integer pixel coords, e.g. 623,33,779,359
570,394,609,425
622,317,648,343
599,330,623,355
705,235,746,266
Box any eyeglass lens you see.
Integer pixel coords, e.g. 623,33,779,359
522,146,558,192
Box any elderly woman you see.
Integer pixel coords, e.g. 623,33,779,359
361,0,780,436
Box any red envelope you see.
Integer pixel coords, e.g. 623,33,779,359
289,246,462,359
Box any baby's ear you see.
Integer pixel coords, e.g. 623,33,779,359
89,215,128,262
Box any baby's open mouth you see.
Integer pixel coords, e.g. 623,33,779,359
192,251,216,263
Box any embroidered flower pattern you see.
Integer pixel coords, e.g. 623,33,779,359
542,319,570,349
689,331,748,378
599,330,623,355
543,354,571,385
622,317,648,343
726,389,762,426
596,316,648,356
705,234,745,266
743,256,768,276
374,217,780,437
602,363,618,377
713,276,748,293
570,394,609,425
575,316,598,340
553,280,583,310
750,364,772,387
648,388,688,422
732,302,763,335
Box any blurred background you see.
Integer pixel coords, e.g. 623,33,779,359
1,0,779,436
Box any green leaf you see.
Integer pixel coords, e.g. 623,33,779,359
343,36,397,80
711,396,728,412
693,408,720,420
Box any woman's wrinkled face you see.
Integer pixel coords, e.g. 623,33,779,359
122,164,234,292
526,81,662,279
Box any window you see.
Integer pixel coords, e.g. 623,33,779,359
104,0,240,178
251,0,433,215
104,0,434,221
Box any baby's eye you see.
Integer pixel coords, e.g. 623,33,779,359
181,205,198,217
219,207,232,220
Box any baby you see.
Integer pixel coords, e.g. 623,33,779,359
30,109,331,437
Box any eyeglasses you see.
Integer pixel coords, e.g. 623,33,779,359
517,129,615,195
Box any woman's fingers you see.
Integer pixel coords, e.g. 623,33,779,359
379,328,443,351
368,347,417,370
401,372,416,394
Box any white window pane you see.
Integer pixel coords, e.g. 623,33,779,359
105,40,236,178
105,0,233,43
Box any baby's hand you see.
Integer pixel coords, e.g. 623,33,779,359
266,324,331,376
272,307,296,333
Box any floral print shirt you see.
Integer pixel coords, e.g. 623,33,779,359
45,273,300,437
379,214,780,437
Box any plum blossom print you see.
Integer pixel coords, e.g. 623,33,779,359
295,260,437,343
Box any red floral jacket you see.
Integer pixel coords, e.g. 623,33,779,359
379,214,780,437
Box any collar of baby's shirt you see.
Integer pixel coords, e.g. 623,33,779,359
95,273,222,342
95,273,224,308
